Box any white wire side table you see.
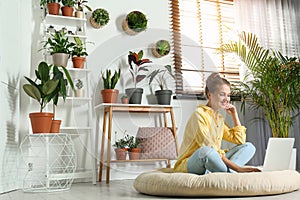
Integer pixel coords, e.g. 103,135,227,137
19,133,77,192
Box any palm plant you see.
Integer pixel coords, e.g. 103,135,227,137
219,31,300,138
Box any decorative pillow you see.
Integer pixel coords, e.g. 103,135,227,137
134,168,300,197
136,127,177,160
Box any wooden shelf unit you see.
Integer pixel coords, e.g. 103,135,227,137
94,103,179,184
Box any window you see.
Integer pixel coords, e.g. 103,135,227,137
170,0,239,99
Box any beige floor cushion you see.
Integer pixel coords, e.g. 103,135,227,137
134,168,300,197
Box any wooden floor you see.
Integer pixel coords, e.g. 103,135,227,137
1,180,300,200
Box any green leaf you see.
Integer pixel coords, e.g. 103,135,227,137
23,84,41,101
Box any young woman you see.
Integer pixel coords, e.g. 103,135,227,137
174,73,260,174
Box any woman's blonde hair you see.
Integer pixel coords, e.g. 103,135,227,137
205,72,230,97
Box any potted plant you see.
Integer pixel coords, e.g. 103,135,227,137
219,31,300,138
74,0,92,18
152,40,171,58
121,95,129,104
40,0,61,15
41,30,75,67
127,135,141,160
113,131,129,160
61,0,76,17
126,50,151,104
50,64,75,133
75,78,84,97
89,8,110,29
148,64,175,105
23,61,74,133
71,36,88,69
101,68,121,103
122,11,148,35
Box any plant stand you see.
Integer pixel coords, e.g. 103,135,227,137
19,134,77,192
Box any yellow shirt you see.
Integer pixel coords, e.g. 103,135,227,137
174,105,246,173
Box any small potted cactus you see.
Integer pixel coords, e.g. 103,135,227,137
75,78,84,97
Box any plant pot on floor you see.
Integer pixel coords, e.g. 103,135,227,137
155,90,172,105
53,53,69,67
129,148,140,160
115,148,127,160
50,119,61,133
125,88,143,104
101,89,119,103
29,112,54,134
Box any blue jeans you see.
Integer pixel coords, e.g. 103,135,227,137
187,142,256,175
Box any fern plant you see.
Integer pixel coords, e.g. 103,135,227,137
219,31,300,138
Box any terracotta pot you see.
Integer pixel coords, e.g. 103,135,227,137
72,56,86,68
115,148,127,160
75,11,85,18
29,112,54,134
50,120,61,133
61,6,74,17
47,3,60,15
121,97,129,104
129,148,140,160
101,89,119,103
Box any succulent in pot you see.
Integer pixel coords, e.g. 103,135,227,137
74,78,84,97
101,68,121,103
152,40,171,58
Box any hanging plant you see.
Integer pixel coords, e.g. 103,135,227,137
90,8,110,29
122,11,148,35
152,40,171,58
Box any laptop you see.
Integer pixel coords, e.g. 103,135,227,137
260,138,295,171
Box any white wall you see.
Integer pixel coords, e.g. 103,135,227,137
0,0,31,193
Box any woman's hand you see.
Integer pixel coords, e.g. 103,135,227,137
224,103,237,115
236,166,261,173
224,103,241,126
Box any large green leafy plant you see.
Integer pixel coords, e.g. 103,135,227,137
220,31,300,138
42,30,75,55
23,61,74,113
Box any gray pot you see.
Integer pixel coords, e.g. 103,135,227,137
125,88,143,104
155,90,172,105
52,53,69,67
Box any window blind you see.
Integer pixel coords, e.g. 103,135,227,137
170,0,239,98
